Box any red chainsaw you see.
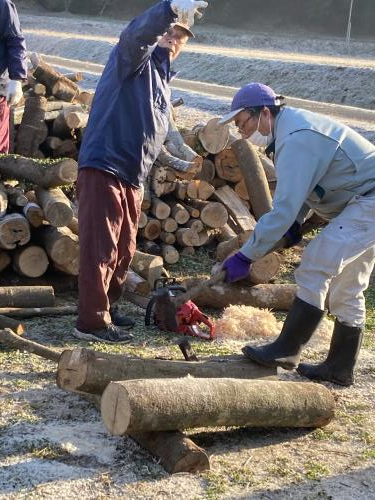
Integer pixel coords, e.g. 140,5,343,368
145,278,217,341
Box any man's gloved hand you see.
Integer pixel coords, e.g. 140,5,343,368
284,221,303,248
6,80,23,106
222,252,251,283
171,0,208,27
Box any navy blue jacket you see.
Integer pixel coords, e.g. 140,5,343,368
78,1,178,188
0,0,27,81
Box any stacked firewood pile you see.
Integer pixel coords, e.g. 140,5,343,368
0,53,286,288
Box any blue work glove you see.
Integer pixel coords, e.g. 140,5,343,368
284,221,302,248
222,252,251,283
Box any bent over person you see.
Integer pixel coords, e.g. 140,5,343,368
75,0,208,343
219,82,375,386
0,0,27,153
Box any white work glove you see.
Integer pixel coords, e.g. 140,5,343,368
6,80,23,106
170,0,208,27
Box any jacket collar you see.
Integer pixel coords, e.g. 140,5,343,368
153,46,172,82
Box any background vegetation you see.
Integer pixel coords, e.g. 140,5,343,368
27,0,375,37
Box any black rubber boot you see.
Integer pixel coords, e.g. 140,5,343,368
297,320,363,387
242,297,324,369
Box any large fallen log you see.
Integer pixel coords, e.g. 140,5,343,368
57,348,276,395
101,378,335,435
0,155,78,188
182,281,297,310
0,286,55,308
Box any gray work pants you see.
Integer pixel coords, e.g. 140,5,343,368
295,194,375,327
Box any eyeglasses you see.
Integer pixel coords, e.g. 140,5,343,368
235,113,253,132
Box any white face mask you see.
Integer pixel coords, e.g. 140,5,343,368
248,113,273,147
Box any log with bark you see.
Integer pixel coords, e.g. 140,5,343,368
0,286,55,308
0,183,8,218
0,316,24,335
37,226,78,273
130,250,164,289
22,202,43,228
15,96,48,157
197,118,230,154
0,305,76,319
231,139,273,220
182,280,297,310
30,53,80,102
56,348,276,395
36,188,74,227
0,155,78,188
101,378,335,435
212,185,256,233
215,148,242,183
0,214,30,250
184,200,228,229
12,245,49,278
0,327,59,361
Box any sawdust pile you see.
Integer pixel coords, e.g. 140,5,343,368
215,305,282,340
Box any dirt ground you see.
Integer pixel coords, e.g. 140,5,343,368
1,6,375,500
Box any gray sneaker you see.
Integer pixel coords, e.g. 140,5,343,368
73,323,134,343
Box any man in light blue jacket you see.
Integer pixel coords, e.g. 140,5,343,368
220,82,375,386
75,0,208,344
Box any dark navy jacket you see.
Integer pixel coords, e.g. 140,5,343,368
0,0,27,82
78,1,178,188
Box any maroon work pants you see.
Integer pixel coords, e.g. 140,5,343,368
77,168,141,330
0,97,9,153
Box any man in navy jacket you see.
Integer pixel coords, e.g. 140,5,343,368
75,0,208,343
0,0,27,153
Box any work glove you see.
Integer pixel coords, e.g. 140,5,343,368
6,80,23,106
170,0,208,27
284,220,303,248
222,252,251,284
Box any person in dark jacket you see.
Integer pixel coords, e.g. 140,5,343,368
0,0,27,153
75,0,208,343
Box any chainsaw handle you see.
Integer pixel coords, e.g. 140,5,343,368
174,270,226,307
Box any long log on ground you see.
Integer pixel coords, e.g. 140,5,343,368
0,305,76,319
0,316,24,335
0,155,78,188
0,286,55,308
182,280,297,310
231,139,273,220
101,378,335,435
57,348,276,395
0,328,59,361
